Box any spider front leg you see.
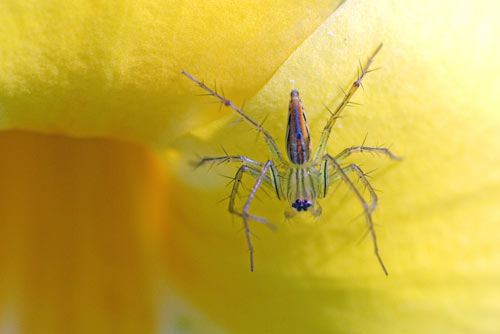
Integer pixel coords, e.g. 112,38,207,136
312,43,384,163
182,71,286,166
323,154,388,275
229,160,280,272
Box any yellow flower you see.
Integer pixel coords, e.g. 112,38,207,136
1,0,499,333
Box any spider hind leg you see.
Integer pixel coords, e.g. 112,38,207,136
323,154,388,275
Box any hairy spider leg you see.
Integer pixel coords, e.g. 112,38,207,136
197,155,264,168
203,156,282,271
228,160,275,271
348,164,378,214
323,154,388,275
312,43,384,163
330,143,402,209
182,71,286,166
334,146,402,161
196,155,283,200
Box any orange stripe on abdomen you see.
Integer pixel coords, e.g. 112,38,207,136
286,90,312,165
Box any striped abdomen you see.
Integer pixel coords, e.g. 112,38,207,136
286,89,312,165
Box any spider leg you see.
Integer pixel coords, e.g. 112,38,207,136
229,166,271,225
229,160,280,272
323,154,388,275
312,43,383,163
334,146,402,162
195,153,284,201
342,164,378,214
318,158,354,198
182,71,286,165
196,155,263,168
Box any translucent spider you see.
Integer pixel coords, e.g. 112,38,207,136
182,43,401,274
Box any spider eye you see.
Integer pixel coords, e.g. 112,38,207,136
292,199,312,211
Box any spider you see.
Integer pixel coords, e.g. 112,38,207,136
182,43,400,274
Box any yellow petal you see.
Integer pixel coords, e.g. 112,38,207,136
0,0,341,146
167,0,500,333
2,0,500,333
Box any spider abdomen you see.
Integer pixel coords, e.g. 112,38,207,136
286,89,312,165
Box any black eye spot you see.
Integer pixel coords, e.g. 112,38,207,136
292,199,312,211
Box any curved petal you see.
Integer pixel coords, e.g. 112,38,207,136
0,0,341,147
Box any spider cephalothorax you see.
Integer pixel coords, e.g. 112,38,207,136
183,43,401,274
